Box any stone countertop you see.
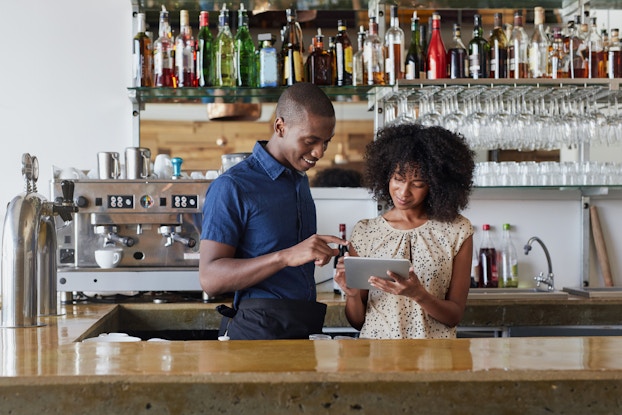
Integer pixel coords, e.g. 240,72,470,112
2,294,622,414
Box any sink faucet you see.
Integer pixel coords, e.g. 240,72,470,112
1,154,78,327
524,236,554,292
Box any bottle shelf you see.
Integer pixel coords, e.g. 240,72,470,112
128,85,378,104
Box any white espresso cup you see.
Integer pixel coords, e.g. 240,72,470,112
94,248,123,269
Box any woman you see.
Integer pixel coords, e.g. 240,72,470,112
334,124,475,339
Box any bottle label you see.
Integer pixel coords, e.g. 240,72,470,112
405,62,415,79
469,53,480,78
293,50,304,82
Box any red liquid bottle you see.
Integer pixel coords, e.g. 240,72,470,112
426,12,447,79
153,7,174,87
333,224,347,295
478,224,498,288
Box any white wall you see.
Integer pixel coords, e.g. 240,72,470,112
0,1,133,215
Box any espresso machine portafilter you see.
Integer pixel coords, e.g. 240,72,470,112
51,178,210,296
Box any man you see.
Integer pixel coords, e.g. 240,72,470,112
199,83,346,340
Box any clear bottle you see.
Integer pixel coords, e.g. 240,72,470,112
478,224,498,288
363,17,385,85
197,11,213,87
175,10,197,87
352,25,366,86
214,5,235,87
564,20,586,78
498,223,519,288
307,29,333,85
133,12,154,87
447,24,468,79
333,224,347,295
426,12,447,79
257,33,279,87
489,12,508,79
405,12,426,80
468,13,490,79
281,9,305,85
586,17,606,78
385,5,405,85
235,5,255,87
153,6,174,87
508,10,529,79
335,20,353,86
548,27,568,79
328,36,337,85
528,6,550,78
608,28,621,78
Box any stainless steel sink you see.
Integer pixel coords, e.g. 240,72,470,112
563,287,622,298
468,288,569,300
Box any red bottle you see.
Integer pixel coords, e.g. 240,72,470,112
426,12,447,79
478,224,498,288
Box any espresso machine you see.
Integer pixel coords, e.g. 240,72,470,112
51,178,210,299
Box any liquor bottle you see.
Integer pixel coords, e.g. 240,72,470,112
478,224,498,288
132,12,153,87
174,10,197,87
333,224,347,295
214,5,235,87
153,6,174,87
385,5,405,85
489,12,508,79
586,17,606,78
197,11,213,87
363,17,385,85
405,12,426,80
426,12,447,79
468,13,490,79
307,29,332,85
420,19,428,61
328,36,337,85
528,7,549,78
335,20,353,86
548,27,568,79
608,28,621,78
352,25,366,86
447,24,468,79
508,10,529,79
235,5,255,87
257,33,279,87
497,223,519,288
471,243,480,288
281,9,305,85
564,20,586,78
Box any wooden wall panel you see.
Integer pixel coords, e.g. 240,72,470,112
140,119,375,175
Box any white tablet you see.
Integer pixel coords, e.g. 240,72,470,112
344,257,411,290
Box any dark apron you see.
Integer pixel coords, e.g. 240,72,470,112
217,298,327,340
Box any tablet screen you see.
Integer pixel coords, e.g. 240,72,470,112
344,257,411,290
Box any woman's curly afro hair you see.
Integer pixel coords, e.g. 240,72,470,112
363,123,475,222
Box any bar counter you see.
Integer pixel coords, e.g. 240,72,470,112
2,294,622,414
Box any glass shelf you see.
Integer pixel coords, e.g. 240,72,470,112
131,0,569,13
128,85,377,104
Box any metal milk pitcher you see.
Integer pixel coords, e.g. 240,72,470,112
125,147,151,179
97,152,121,179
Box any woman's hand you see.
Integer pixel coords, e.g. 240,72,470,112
334,254,361,298
368,267,426,301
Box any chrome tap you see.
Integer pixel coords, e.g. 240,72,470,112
524,236,554,292
1,154,77,327
158,225,196,248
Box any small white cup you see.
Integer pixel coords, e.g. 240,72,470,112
94,248,123,269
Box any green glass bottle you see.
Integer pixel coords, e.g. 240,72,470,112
214,4,235,87
197,11,213,87
235,5,255,87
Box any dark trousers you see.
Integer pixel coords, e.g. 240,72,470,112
218,298,327,340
